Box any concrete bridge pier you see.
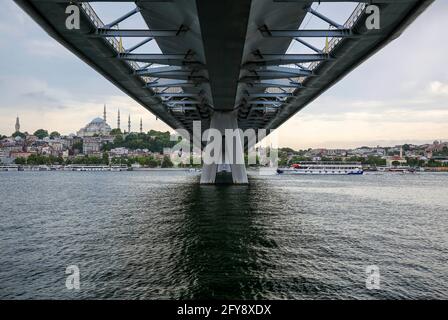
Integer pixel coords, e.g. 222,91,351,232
200,112,248,184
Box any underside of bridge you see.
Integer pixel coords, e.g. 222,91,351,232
15,0,434,183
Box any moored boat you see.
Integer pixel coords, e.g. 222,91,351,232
277,162,363,175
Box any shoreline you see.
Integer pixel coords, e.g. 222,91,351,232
0,165,201,172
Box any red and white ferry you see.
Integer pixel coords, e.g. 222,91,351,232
276,162,363,175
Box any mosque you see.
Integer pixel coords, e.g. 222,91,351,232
77,105,112,138
76,105,142,137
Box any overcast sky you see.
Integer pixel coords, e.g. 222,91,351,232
0,1,446,149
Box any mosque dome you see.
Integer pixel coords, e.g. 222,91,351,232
90,117,105,124
77,116,111,137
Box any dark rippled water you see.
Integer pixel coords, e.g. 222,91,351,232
0,171,447,299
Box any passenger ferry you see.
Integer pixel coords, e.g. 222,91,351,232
377,166,415,174
277,162,363,175
63,165,128,172
0,165,19,172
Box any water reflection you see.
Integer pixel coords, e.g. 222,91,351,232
177,184,271,299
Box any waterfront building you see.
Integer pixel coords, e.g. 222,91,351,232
25,135,38,144
0,150,12,164
2,145,24,154
386,147,407,167
47,140,64,156
426,140,448,153
83,137,102,155
62,150,69,160
326,149,348,157
40,146,52,155
110,147,129,157
82,136,114,155
9,151,33,160
128,149,151,157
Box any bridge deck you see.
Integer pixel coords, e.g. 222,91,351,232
14,0,434,135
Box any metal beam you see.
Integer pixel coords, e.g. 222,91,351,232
104,7,140,29
304,6,344,29
245,53,329,67
155,93,199,98
250,107,280,111
95,27,188,37
169,107,197,112
119,53,197,66
125,38,153,54
145,80,200,88
143,73,198,80
273,0,411,3
294,38,323,53
259,26,352,38
36,0,173,2
242,79,303,88
253,66,312,76
136,66,186,75
248,100,283,106
169,108,197,112
167,101,202,105
247,93,293,98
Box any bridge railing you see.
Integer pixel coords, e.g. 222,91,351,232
266,3,367,96
79,3,158,85
307,3,367,71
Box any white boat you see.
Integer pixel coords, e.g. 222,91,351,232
277,163,363,175
377,166,415,173
0,165,19,172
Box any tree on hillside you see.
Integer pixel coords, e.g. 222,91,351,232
161,155,174,168
50,131,61,139
34,129,49,139
434,146,448,157
14,157,27,165
110,128,122,135
280,147,297,154
113,134,124,145
72,141,83,153
12,131,26,139
102,152,109,165
107,130,176,153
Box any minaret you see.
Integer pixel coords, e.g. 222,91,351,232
128,114,131,133
15,116,20,133
103,104,107,122
140,118,143,134
117,109,121,130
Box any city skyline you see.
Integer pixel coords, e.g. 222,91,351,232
0,1,446,149
3,113,446,151
6,105,147,135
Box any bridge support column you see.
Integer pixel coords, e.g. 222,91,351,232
200,112,248,184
